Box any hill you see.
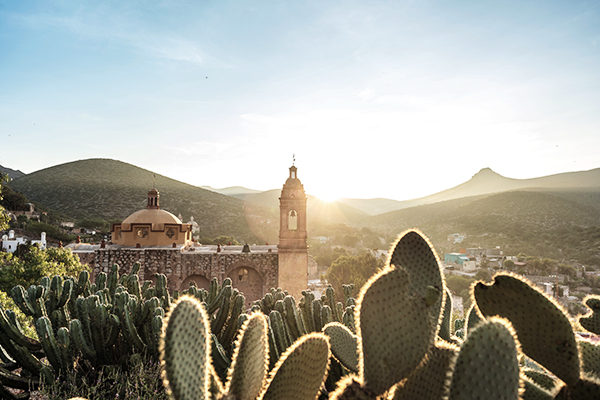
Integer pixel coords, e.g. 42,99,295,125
364,189,600,266
0,165,26,180
339,167,600,215
8,159,273,242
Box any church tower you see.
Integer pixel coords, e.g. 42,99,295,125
278,164,308,299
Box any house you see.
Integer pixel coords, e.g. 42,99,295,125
1,230,47,253
444,253,470,266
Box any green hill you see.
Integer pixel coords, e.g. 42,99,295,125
8,159,273,242
365,190,600,265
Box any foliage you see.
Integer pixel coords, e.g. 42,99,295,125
76,218,114,232
0,172,10,231
26,220,75,242
0,264,172,398
0,244,88,293
0,289,36,338
7,158,266,243
315,246,348,268
38,359,169,400
326,251,384,298
504,259,515,270
0,183,30,212
211,235,240,245
474,269,492,282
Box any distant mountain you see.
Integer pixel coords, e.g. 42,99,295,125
233,189,367,226
364,189,600,265
201,186,262,197
0,165,25,180
339,167,600,215
8,159,273,242
336,198,405,215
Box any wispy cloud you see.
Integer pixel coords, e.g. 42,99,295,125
10,8,221,66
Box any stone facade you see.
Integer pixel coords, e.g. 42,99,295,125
72,244,279,306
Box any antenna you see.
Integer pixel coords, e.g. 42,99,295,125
153,173,156,188
292,154,295,166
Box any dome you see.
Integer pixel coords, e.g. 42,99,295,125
122,208,182,230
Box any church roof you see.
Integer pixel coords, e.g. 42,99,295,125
122,208,183,228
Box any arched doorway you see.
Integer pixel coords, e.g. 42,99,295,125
181,274,210,291
227,267,263,307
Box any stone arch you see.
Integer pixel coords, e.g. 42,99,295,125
288,210,298,230
181,274,210,291
227,266,263,308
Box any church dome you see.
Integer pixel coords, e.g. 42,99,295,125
111,187,192,247
122,209,182,230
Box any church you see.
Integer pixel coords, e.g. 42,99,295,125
69,165,308,304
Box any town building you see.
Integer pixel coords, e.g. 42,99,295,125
1,230,46,253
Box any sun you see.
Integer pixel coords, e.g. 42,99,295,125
311,188,340,203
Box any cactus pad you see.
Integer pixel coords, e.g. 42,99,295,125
259,332,330,400
225,313,269,400
579,339,600,379
323,322,359,373
388,230,445,332
160,295,211,400
473,273,580,386
357,266,437,396
447,317,522,400
391,342,459,400
580,295,600,335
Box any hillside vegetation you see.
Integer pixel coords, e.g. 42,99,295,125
8,159,270,242
366,190,600,265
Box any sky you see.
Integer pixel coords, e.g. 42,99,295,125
1,1,599,202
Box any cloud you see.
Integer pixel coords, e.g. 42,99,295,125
11,7,220,66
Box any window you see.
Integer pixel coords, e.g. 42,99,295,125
166,228,175,239
238,268,248,282
288,210,298,230
136,228,148,238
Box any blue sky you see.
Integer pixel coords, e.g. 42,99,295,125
1,0,599,201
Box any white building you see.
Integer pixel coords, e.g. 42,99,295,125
1,230,46,253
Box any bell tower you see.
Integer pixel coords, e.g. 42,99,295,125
278,163,308,299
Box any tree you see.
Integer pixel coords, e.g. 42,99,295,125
0,173,10,231
0,244,89,293
315,247,348,268
326,251,384,298
504,259,515,270
475,269,492,282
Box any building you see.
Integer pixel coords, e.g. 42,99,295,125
444,253,470,266
69,164,309,305
111,188,193,247
277,165,308,300
1,230,46,253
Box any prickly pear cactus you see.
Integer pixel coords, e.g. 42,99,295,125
358,266,438,396
580,295,600,335
473,273,580,386
446,317,522,400
224,313,269,400
259,333,330,400
160,295,211,400
323,322,359,373
388,229,446,336
390,342,459,400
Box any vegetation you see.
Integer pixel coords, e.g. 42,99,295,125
326,252,384,298
157,229,600,400
8,158,269,243
0,173,10,231
0,244,88,293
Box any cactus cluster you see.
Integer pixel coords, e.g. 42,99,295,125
0,263,171,399
7,228,600,400
160,296,330,400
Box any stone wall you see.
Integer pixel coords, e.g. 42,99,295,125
83,248,279,304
